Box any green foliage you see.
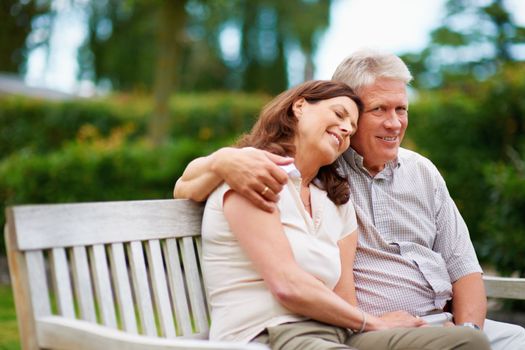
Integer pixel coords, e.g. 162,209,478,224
0,96,144,155
401,0,525,89
0,285,18,350
0,93,268,155
407,64,525,275
482,154,525,276
78,0,332,93
0,0,51,73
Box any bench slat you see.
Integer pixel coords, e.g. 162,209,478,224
164,238,193,336
10,200,204,250
90,244,117,328
128,241,157,336
181,237,209,335
71,246,97,322
109,243,138,333
51,248,76,318
147,240,177,338
195,237,211,316
26,251,52,317
484,276,525,300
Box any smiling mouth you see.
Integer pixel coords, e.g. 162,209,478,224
378,136,397,142
327,132,342,148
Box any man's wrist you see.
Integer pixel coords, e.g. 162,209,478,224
457,322,481,330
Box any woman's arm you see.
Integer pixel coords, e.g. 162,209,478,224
334,232,358,306
174,147,292,212
223,191,423,331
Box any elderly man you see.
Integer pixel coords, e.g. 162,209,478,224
174,49,525,349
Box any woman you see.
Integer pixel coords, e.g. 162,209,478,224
201,80,490,350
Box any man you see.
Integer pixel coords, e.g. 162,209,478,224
174,49,525,349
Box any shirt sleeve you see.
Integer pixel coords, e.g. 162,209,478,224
432,170,482,282
206,182,232,211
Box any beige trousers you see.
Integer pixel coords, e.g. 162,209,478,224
252,319,491,350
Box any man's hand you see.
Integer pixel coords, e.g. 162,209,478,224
376,311,426,329
212,147,293,212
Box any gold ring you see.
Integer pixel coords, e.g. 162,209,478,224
261,186,269,196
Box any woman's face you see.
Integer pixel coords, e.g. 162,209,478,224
293,96,359,166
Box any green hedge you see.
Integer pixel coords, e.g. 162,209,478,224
0,92,269,155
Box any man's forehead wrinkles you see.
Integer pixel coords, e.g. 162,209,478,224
364,94,407,106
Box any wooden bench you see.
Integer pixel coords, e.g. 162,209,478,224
5,199,525,349
5,199,267,350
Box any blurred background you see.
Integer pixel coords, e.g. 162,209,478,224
1,0,525,348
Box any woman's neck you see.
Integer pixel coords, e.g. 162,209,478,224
294,152,319,185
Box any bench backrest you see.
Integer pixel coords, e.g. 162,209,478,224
5,199,206,350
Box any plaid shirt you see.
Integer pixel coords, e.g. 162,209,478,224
338,147,482,316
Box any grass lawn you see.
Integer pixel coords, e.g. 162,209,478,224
0,285,19,350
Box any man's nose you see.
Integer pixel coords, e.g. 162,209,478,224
384,110,402,129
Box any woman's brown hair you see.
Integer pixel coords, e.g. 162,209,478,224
236,80,362,205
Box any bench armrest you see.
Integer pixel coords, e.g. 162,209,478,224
483,276,525,300
36,316,269,350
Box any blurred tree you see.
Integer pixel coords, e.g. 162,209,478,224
78,0,331,94
401,0,525,89
0,0,52,74
150,0,188,145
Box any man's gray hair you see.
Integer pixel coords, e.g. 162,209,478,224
332,48,413,93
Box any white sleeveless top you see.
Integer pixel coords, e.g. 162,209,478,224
201,175,357,343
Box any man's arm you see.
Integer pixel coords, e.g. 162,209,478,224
431,167,486,328
451,272,486,329
173,147,292,212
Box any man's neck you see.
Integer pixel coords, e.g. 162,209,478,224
363,162,385,177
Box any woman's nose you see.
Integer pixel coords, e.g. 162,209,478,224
340,121,351,135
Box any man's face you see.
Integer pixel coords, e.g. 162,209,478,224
350,78,408,175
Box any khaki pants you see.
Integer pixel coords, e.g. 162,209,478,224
252,320,490,350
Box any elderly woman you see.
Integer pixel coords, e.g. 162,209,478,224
201,80,489,350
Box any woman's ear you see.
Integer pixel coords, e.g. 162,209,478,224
292,98,305,118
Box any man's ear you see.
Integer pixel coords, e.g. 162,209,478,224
292,98,305,118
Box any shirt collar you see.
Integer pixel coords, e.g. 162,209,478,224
342,147,401,177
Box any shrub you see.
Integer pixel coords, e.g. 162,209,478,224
407,65,525,274
0,92,269,155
